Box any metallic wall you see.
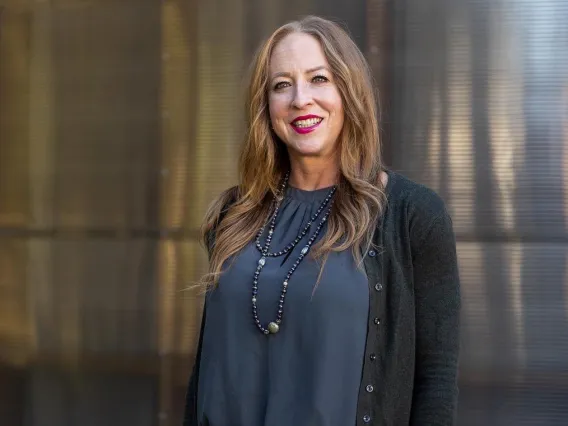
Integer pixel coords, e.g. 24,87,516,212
0,0,566,425
0,1,368,425
389,0,568,424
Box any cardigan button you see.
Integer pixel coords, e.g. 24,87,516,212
368,250,376,257
374,282,383,292
366,384,374,393
363,414,371,423
373,317,381,325
369,353,377,361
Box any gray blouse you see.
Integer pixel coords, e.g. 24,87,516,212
196,185,369,426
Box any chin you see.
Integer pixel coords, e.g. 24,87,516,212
290,140,329,157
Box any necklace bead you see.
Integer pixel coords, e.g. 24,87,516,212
268,322,280,334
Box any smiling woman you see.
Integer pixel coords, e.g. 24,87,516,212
183,15,461,426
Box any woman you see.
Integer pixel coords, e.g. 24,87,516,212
183,15,460,426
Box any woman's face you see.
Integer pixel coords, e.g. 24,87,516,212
268,32,344,160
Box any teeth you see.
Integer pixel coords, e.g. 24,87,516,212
293,118,322,128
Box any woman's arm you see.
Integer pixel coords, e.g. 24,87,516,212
410,207,461,425
183,192,236,425
182,300,207,426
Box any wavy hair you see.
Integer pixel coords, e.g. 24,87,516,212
198,15,386,290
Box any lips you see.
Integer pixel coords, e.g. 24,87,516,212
290,114,323,134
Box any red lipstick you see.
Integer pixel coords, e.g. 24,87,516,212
290,114,323,134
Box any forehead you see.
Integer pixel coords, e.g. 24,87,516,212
269,33,329,75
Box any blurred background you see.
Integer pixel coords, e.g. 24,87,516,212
1,0,567,425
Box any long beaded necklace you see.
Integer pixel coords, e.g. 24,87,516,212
252,173,337,335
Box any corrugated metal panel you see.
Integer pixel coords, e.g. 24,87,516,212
2,0,567,424
0,1,370,425
389,0,568,424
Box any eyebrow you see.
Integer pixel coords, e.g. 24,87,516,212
271,65,329,79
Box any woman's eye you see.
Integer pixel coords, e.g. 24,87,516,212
274,81,290,90
313,75,329,83
273,76,328,90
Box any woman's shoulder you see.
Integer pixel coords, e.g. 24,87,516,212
385,169,452,230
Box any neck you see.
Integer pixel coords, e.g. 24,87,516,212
287,154,340,191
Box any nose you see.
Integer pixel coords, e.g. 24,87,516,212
291,82,313,109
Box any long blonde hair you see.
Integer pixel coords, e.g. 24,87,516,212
199,16,386,289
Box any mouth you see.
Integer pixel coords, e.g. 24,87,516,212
290,115,324,134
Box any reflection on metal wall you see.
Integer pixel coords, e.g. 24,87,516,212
1,0,567,425
0,1,367,425
390,0,568,424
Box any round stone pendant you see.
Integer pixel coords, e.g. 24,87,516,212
267,322,280,334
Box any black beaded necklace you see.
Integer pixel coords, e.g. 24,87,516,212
252,173,337,335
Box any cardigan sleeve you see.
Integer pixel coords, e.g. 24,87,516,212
409,205,461,426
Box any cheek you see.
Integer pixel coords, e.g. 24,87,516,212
268,96,289,142
328,98,344,129
331,92,344,118
317,88,343,119
268,94,288,122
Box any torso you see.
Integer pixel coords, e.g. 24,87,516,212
197,185,369,426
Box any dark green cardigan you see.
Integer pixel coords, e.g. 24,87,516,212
183,170,461,426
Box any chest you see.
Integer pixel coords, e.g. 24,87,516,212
214,241,370,325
